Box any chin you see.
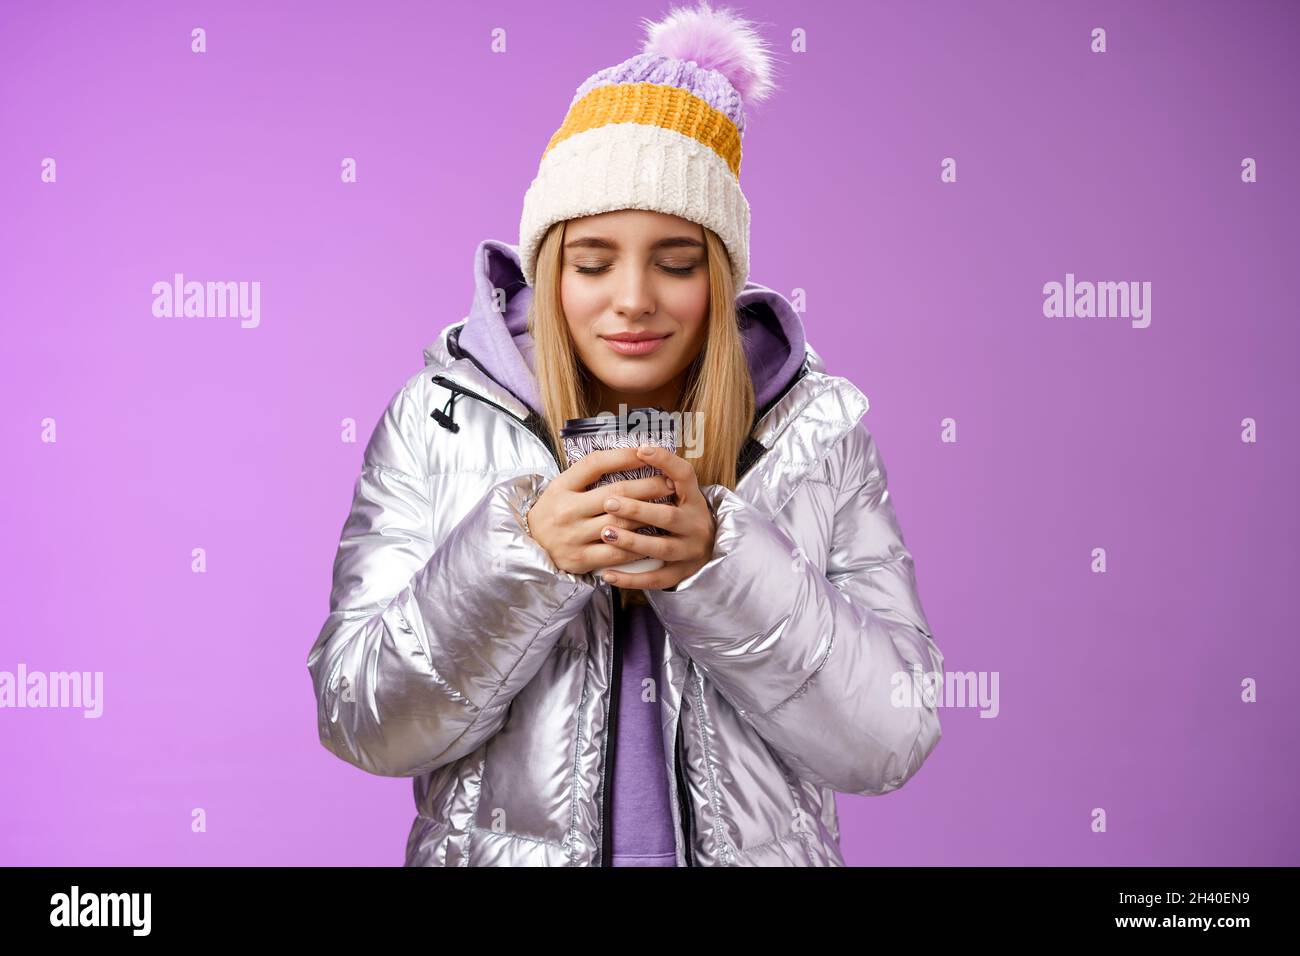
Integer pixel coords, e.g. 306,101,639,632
588,364,667,393
602,370,670,391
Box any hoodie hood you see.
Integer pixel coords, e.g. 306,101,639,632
450,239,808,417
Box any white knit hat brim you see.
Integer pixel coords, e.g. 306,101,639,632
518,122,750,292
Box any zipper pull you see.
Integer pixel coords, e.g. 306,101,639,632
431,390,461,432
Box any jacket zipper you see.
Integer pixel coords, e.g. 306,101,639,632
603,590,693,866
736,359,811,483
674,696,696,866
600,585,622,866
429,374,565,473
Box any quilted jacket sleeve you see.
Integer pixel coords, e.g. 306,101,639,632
306,377,597,777
646,420,943,796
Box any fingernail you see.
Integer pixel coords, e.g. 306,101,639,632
602,527,618,542
637,445,653,456
665,478,675,492
604,497,620,511
602,572,615,583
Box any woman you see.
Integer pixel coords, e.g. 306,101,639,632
307,1,944,866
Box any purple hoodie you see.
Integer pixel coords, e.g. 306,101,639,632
452,238,808,866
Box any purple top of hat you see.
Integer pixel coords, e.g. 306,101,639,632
570,52,748,136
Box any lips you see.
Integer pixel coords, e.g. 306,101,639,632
600,332,671,356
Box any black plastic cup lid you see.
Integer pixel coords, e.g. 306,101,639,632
560,406,677,440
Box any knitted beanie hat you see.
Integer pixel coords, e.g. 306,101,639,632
517,1,777,292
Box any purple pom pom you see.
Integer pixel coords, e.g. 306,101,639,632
640,0,777,106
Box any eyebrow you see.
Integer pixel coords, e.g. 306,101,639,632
563,236,705,251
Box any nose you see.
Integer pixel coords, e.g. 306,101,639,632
613,266,656,321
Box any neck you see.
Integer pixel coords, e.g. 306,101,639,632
593,373,685,416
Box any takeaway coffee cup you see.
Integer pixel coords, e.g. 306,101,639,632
560,407,678,576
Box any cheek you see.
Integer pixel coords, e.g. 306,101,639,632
666,278,709,342
560,278,602,341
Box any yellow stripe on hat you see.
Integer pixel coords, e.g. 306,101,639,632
542,81,742,179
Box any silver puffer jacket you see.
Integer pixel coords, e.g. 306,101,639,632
306,320,944,866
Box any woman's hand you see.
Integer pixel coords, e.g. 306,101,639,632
525,446,676,577
596,444,717,590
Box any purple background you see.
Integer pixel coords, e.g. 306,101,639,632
2,0,1297,866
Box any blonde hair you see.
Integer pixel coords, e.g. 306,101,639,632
528,219,756,608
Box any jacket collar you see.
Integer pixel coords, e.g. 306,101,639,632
424,322,533,420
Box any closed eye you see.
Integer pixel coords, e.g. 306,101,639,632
573,264,699,277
